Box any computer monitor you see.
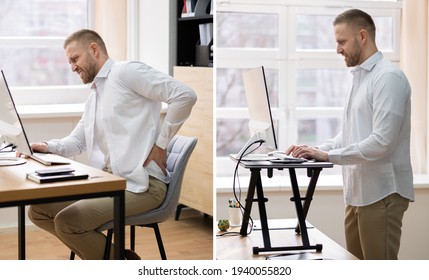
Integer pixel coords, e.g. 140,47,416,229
234,66,278,159
0,70,32,163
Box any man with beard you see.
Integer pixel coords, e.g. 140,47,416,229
25,29,197,259
286,9,413,259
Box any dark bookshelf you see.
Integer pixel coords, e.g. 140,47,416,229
177,0,213,67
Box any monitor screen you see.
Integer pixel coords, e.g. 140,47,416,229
0,70,32,156
234,66,278,159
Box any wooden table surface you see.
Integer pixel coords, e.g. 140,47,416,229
216,219,358,260
0,156,125,204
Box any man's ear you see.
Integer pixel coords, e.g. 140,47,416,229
89,42,98,57
358,29,368,45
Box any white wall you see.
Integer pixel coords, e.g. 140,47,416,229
138,0,177,75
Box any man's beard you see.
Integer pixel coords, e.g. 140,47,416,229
80,54,97,84
344,41,362,67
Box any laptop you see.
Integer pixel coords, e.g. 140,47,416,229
29,152,71,166
0,70,70,166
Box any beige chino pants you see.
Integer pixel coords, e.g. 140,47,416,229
344,193,409,260
28,176,167,260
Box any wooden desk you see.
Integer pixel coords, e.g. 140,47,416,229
216,219,357,260
0,156,126,259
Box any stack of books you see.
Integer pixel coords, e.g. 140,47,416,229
26,167,89,184
181,0,211,18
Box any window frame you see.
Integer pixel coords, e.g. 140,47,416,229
216,0,403,177
0,0,94,106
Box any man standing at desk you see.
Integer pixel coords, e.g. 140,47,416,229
25,29,197,259
286,9,414,260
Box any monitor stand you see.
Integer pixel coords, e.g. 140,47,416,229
0,157,27,166
233,133,265,160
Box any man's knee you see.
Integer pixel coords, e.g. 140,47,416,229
28,205,46,224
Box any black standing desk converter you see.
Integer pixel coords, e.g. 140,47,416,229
230,156,333,255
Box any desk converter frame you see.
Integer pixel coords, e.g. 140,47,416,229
233,157,333,254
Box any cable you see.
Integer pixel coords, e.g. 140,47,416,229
232,139,265,236
0,143,16,153
216,231,241,237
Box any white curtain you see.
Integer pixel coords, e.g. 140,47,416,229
93,0,128,61
401,0,428,174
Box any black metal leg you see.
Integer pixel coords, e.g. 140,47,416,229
18,205,26,260
152,224,167,260
113,191,125,260
296,168,321,234
240,168,260,236
254,172,271,251
287,168,323,252
130,225,136,251
104,229,113,260
175,204,187,220
289,168,310,247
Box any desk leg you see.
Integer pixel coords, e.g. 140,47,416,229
296,168,321,234
240,169,272,254
113,191,125,260
289,168,310,247
240,168,260,236
255,171,271,250
288,168,322,252
18,205,25,260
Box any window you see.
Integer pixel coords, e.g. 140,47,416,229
216,0,402,177
0,0,90,104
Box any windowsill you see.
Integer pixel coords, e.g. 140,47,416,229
16,104,86,119
16,103,168,119
216,174,429,193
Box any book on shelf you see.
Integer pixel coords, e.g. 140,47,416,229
181,0,196,17
199,22,213,46
181,0,211,18
26,171,89,184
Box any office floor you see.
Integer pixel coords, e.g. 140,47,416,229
0,208,213,260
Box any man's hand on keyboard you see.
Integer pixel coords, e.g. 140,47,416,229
286,144,329,162
15,142,48,158
31,142,49,153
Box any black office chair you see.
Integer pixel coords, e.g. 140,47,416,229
70,135,197,260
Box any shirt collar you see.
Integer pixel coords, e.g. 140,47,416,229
351,51,383,73
91,58,114,89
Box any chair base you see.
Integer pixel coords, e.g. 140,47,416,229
70,223,167,260
175,204,188,220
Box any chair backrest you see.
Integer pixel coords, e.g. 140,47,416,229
97,135,197,232
119,135,197,227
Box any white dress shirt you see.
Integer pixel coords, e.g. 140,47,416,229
46,59,197,193
317,52,414,206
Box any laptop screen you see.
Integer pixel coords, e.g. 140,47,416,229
0,70,33,156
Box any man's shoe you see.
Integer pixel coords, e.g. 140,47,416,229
125,249,141,260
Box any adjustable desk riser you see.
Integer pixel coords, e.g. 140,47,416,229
234,159,333,254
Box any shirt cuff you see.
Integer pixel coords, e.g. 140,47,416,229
45,141,56,154
155,135,169,150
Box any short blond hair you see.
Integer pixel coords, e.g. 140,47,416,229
64,29,108,55
333,9,376,41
